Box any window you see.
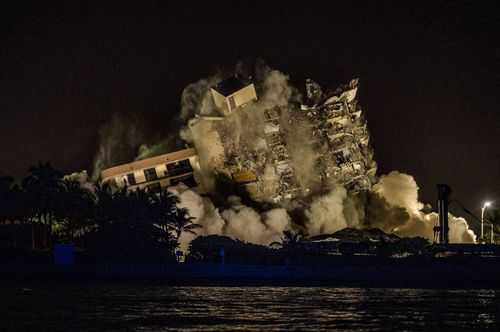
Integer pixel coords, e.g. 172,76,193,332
126,173,136,185
228,95,236,110
166,159,192,177
146,182,162,194
170,174,197,188
144,167,158,182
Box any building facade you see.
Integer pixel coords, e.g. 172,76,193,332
301,78,377,192
210,76,257,116
100,148,202,193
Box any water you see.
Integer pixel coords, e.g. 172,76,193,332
2,284,500,331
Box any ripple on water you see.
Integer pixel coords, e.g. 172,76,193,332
2,285,500,331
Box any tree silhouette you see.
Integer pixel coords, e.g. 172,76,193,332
0,176,27,248
151,189,179,246
22,162,63,246
55,179,95,243
93,182,122,228
81,185,178,262
270,230,304,250
1,163,203,261
167,207,201,243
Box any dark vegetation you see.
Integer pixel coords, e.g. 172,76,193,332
0,162,200,263
2,163,497,267
188,235,283,265
187,230,433,266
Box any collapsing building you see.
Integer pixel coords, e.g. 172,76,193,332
100,73,376,201
100,148,202,193
210,76,258,116
188,75,377,202
301,78,377,193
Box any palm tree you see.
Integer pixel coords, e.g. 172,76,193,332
270,230,304,265
167,207,202,242
0,176,26,248
86,186,179,262
22,162,63,247
92,182,117,227
56,179,95,243
148,188,201,246
151,189,179,236
270,230,304,250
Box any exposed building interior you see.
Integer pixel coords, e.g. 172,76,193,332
301,78,377,193
189,76,377,202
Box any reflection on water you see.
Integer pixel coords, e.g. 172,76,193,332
3,285,500,331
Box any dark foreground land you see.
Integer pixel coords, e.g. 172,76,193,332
2,256,500,288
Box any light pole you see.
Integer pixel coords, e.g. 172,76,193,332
481,201,491,243
490,223,494,244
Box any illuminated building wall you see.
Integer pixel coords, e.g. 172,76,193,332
100,148,202,193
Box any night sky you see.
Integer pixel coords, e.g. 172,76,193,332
1,1,499,220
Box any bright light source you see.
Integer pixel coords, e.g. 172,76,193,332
483,201,492,208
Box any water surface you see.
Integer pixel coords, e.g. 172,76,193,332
3,284,500,331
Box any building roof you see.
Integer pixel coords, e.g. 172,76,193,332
101,148,196,180
308,228,400,243
212,76,248,96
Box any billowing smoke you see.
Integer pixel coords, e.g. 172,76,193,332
370,171,476,243
373,172,423,212
91,113,146,180
169,184,290,252
135,135,181,161
256,66,296,108
186,64,305,198
91,61,477,247
305,186,350,236
178,74,223,144
176,62,477,245
282,112,320,193
91,75,222,179
167,170,477,249
63,170,95,193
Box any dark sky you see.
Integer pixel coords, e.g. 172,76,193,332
1,1,499,219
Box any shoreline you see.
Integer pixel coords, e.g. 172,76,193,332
2,261,500,289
